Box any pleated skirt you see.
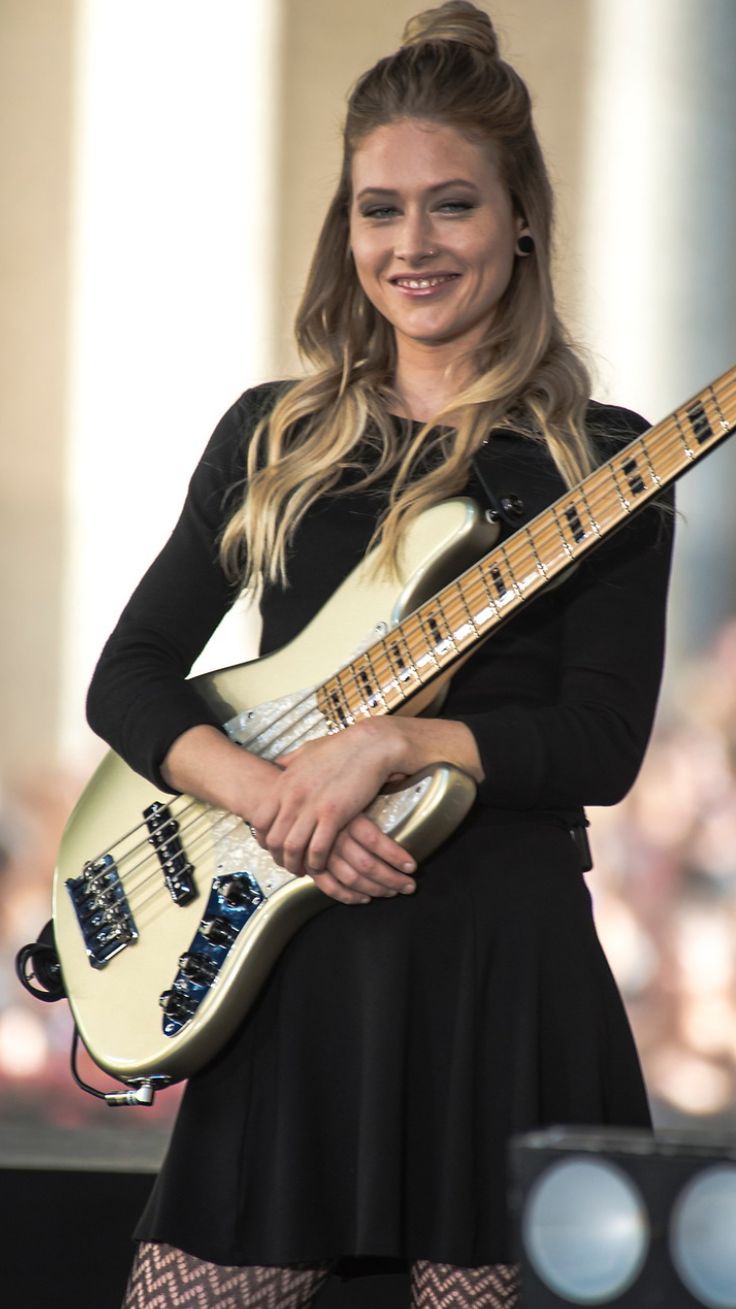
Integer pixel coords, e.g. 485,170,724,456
135,812,651,1267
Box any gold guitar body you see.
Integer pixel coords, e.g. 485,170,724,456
53,498,496,1088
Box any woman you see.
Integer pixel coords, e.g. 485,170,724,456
88,4,674,1306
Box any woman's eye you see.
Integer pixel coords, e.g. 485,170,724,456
438,200,474,214
361,205,399,220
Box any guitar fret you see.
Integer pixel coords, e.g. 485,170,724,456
396,621,435,684
324,678,353,731
674,411,696,461
454,576,481,642
385,632,421,694
525,526,549,580
414,618,442,671
437,591,473,651
336,666,365,721
710,382,731,434
511,533,547,594
608,460,633,513
551,504,577,558
474,559,501,626
650,422,687,482
498,545,524,599
578,485,602,537
638,432,662,489
419,606,455,663
350,654,386,716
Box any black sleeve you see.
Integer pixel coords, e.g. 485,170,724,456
452,495,674,808
86,387,268,790
448,403,675,810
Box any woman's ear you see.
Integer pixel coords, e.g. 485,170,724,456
515,216,535,257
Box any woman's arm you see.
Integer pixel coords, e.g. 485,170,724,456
161,722,419,904
448,493,675,810
86,392,259,788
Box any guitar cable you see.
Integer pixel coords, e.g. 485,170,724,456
15,919,66,1003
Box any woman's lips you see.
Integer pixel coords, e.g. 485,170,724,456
389,273,460,296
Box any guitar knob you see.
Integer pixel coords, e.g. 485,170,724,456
200,916,236,946
220,877,253,908
159,989,194,1020
178,952,217,983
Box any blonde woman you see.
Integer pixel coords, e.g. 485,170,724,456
89,4,673,1306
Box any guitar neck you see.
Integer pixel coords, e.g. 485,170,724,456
316,365,736,729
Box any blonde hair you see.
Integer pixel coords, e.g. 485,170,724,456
221,1,594,588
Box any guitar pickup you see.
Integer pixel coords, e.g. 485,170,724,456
143,803,196,904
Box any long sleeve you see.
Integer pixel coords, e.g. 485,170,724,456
86,384,278,788
446,407,675,811
448,500,674,809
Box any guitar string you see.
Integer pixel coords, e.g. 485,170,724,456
122,815,243,923
112,708,335,913
82,380,736,909
91,727,325,911
94,711,326,886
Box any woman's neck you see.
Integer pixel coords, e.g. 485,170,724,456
392,340,474,424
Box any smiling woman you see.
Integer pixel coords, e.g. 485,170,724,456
83,4,674,1307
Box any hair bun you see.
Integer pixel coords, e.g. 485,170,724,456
401,1,499,59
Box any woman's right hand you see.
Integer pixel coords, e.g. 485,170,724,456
292,811,416,905
160,724,416,905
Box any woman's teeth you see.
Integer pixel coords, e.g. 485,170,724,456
393,274,458,289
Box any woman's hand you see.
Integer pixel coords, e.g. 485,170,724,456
248,720,417,904
161,715,483,906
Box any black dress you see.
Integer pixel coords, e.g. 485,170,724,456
87,384,674,1267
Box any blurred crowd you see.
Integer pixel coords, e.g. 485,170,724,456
1,621,735,1131
589,619,736,1125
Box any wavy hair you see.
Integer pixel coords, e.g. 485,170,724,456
221,1,594,588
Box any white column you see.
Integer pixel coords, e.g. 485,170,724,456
580,0,736,664
60,0,282,763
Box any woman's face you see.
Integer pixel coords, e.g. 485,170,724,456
349,117,523,361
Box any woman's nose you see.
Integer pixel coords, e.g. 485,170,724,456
394,212,437,264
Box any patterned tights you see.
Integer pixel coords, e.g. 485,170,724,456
122,1242,520,1307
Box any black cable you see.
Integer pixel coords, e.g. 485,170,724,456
69,1026,114,1101
14,921,66,1002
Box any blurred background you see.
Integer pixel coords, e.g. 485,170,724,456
1,0,735,1150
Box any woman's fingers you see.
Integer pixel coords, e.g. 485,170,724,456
310,870,372,906
345,813,416,876
325,823,416,897
261,810,317,876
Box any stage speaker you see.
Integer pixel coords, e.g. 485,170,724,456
510,1127,736,1308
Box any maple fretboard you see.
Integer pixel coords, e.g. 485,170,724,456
316,366,736,729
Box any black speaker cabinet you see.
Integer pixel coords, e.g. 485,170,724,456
510,1126,736,1308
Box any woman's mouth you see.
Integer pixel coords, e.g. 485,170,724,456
389,273,460,295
